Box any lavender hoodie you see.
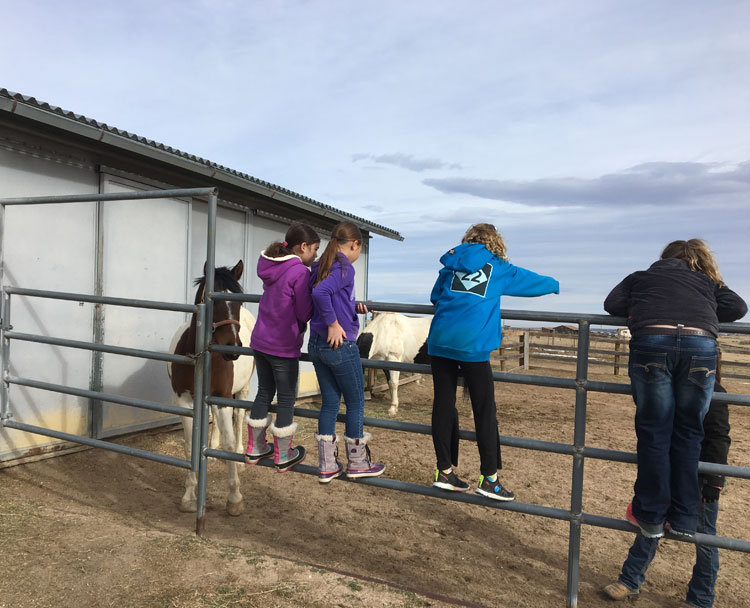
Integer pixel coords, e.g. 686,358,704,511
250,252,313,358
310,253,360,341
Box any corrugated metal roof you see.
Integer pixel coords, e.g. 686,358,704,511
0,88,402,241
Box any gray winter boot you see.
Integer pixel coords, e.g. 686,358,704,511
315,433,344,484
270,422,306,473
345,432,386,479
244,415,273,465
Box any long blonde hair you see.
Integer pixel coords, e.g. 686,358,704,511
661,239,724,286
461,223,508,261
313,221,363,286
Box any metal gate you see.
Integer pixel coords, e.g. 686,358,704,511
1,188,749,608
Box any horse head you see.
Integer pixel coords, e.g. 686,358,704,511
196,260,245,361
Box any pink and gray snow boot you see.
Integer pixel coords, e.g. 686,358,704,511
245,415,273,465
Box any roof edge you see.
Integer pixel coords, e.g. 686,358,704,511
0,88,403,241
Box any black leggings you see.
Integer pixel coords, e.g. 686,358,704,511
431,355,502,477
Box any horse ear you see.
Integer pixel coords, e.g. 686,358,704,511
202,261,207,276
232,260,244,280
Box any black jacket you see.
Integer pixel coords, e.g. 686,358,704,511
701,383,731,489
604,258,747,337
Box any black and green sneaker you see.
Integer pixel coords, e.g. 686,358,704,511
476,475,515,501
432,468,470,492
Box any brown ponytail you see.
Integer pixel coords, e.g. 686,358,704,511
265,223,320,259
313,221,363,286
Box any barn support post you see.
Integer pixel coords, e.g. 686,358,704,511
0,203,7,423
565,320,590,608
89,195,105,439
196,190,218,535
190,303,206,471
0,289,10,422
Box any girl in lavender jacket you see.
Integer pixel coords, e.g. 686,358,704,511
244,224,320,472
308,221,385,483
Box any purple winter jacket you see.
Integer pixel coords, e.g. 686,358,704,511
250,253,313,358
310,253,360,342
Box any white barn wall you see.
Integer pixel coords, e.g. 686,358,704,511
99,177,190,436
0,126,378,463
0,142,98,460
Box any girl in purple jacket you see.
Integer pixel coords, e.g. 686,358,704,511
245,224,320,472
308,221,385,483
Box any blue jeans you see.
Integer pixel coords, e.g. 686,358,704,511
619,500,720,607
629,334,716,533
249,350,299,428
307,332,365,438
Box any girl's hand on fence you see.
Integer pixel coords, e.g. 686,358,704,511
356,302,369,315
327,321,346,350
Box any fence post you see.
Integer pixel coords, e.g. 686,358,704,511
196,191,218,536
522,331,530,370
614,340,621,375
717,346,722,384
499,346,506,371
566,319,590,608
191,304,206,471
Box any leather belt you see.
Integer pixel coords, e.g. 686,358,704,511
632,327,715,339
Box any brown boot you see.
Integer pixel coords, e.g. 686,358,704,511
603,582,639,601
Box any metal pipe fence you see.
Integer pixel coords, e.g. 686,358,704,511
2,188,749,608
0,188,213,472
211,291,750,608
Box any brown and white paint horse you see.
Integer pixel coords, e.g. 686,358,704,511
168,261,256,516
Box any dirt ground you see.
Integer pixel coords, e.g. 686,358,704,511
1,363,749,608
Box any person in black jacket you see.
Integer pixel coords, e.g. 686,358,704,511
604,382,731,607
604,239,746,540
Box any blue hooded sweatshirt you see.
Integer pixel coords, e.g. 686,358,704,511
427,243,559,362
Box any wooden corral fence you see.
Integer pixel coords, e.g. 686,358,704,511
499,329,750,379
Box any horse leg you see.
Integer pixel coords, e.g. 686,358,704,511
209,404,220,450
233,408,244,454
177,393,198,513
387,358,401,416
215,406,244,516
234,382,251,453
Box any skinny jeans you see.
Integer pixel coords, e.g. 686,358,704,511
307,332,365,438
431,356,501,477
248,350,299,428
628,333,717,533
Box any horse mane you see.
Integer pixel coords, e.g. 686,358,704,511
193,266,244,303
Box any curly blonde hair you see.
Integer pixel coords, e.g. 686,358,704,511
661,239,724,286
461,223,508,261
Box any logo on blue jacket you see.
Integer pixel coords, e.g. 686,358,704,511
450,263,493,297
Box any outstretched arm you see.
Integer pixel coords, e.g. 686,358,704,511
503,264,559,297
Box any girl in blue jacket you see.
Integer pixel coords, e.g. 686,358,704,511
428,223,559,499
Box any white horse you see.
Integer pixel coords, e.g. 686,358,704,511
357,312,431,416
168,262,256,516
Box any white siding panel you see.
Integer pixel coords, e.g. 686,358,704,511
99,180,189,435
0,149,97,460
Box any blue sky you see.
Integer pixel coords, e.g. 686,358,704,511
2,1,749,320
